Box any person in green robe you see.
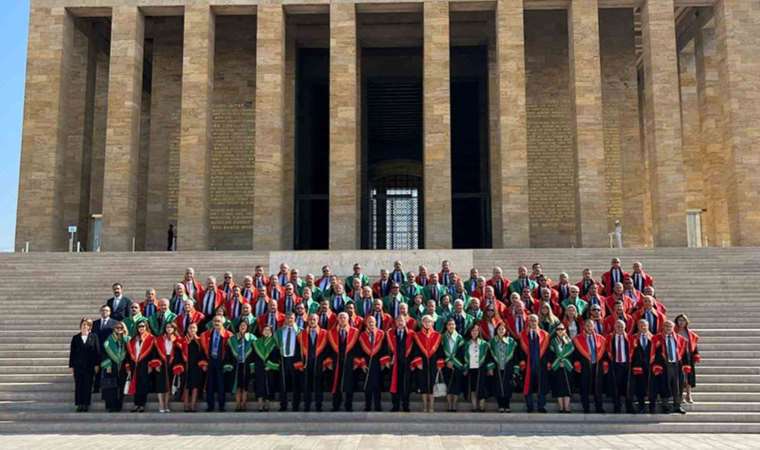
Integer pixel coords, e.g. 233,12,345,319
463,325,494,412
561,286,588,317
401,272,423,300
252,325,280,412
148,298,177,336
441,318,465,412
408,294,426,323
538,302,561,336
466,297,484,322
123,304,145,337
232,303,257,333
100,321,130,412
383,284,409,318
344,263,370,292
224,320,256,411
301,276,323,302
301,287,321,315
489,323,518,413
436,295,454,322
547,324,575,413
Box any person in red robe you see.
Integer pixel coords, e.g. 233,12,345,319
413,315,444,412
486,267,510,301
386,316,416,412
675,314,700,404
606,319,633,413
298,314,329,412
631,319,656,413
603,301,633,335
327,313,360,412
199,276,225,330
225,285,249,321
278,283,302,315
517,314,550,413
630,261,655,293
357,315,386,411
601,257,629,296
605,282,634,316
632,295,666,335
575,268,600,298
257,300,286,334
199,316,232,412
651,320,688,414
182,267,204,303
252,265,270,291
573,319,607,414
126,320,159,412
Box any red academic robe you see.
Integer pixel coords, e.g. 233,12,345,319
298,327,329,366
225,296,249,319
479,296,507,316
573,332,607,365
257,312,286,334
199,288,225,315
251,275,270,290
603,313,633,335
277,294,303,313
327,327,360,393
371,279,393,299
605,332,632,364
386,328,416,394
504,309,528,339
367,311,394,332
602,269,631,296
182,279,204,303
651,332,687,366
575,278,602,297
126,334,159,395
267,285,285,301
251,295,271,317
478,317,504,341
198,328,232,361
605,294,634,316
629,271,655,291
176,310,205,336
486,277,511,300
518,328,550,395
632,308,666,334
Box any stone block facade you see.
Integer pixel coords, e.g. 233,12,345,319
15,0,760,251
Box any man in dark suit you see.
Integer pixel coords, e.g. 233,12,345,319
91,305,115,393
105,282,133,322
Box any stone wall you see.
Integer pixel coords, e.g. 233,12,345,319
210,15,256,250
525,10,576,247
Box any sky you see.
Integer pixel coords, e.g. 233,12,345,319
0,1,29,251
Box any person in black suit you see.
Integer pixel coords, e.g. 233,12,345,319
91,306,114,393
68,318,101,412
105,283,133,322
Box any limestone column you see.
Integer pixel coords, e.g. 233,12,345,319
423,1,452,249
16,7,73,251
253,4,287,250
639,0,687,247
695,24,731,247
177,6,214,251
714,0,760,246
492,0,529,248
678,43,705,213
568,0,607,247
101,7,145,251
329,2,360,249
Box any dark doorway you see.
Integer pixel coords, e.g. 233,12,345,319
361,48,424,249
294,48,329,249
451,46,491,248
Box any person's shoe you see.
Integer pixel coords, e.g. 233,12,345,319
138,407,145,413
364,407,371,412
538,408,548,413
504,408,511,413
131,406,140,413
159,409,166,413
206,407,215,412
498,408,504,413
596,408,606,414
403,407,411,413
676,406,687,415
583,409,590,414
391,407,399,412
279,407,287,412
316,406,323,413
218,407,226,412
526,408,534,413
331,406,340,412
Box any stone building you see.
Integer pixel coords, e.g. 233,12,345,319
15,0,760,252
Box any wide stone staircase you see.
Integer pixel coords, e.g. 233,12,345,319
0,248,758,434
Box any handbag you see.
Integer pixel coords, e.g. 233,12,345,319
100,373,117,390
433,369,447,397
123,372,132,396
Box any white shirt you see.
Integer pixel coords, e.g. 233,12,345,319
568,321,578,339
283,327,296,357
112,295,122,310
186,281,195,296
80,334,88,344
447,337,456,354
616,335,627,363
135,338,143,358
468,342,480,369
163,338,173,356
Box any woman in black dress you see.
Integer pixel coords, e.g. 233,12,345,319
463,324,492,412
183,323,205,412
154,322,185,413
100,321,129,412
225,320,256,411
414,315,444,412
441,318,465,412
68,318,100,412
252,325,281,411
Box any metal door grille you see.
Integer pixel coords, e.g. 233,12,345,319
369,175,422,250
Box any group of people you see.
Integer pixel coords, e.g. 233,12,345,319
68,258,700,415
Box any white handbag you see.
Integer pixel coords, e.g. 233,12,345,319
433,369,447,397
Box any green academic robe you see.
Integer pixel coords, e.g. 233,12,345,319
148,311,177,336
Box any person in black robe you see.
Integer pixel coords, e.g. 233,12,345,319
126,320,159,412
386,316,416,412
357,315,386,412
299,314,329,412
183,323,205,412
68,318,100,412
327,312,360,412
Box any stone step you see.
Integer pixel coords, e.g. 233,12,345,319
0,365,70,374
698,366,760,375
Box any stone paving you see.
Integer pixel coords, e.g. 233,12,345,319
1,434,759,449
